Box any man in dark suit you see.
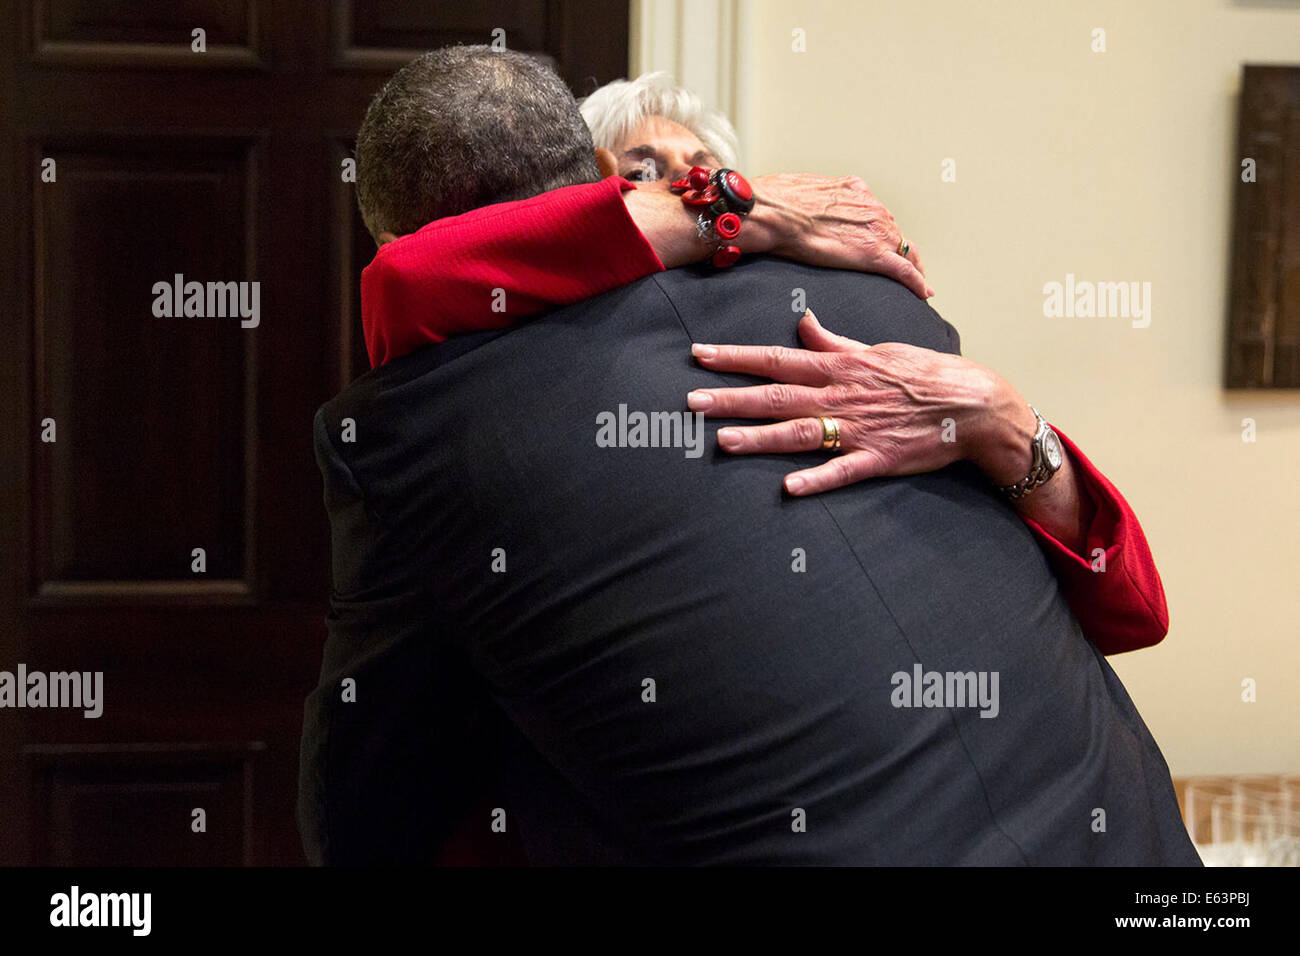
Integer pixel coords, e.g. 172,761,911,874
298,46,1200,866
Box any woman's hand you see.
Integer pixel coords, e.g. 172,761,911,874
621,173,931,298
744,174,932,300
686,310,1033,496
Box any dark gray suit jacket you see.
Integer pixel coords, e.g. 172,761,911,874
299,257,1200,866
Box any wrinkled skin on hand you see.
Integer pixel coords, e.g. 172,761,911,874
686,310,1030,495
749,173,932,300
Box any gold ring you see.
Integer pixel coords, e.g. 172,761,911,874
819,416,841,450
898,238,910,257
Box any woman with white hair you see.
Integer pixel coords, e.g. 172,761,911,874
582,72,929,292
580,73,929,282
362,70,1170,659
581,71,742,175
363,73,932,361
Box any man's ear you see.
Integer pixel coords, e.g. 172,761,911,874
377,231,399,247
594,147,618,179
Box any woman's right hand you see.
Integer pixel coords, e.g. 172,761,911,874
743,173,932,300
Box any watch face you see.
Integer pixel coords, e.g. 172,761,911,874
1043,430,1064,470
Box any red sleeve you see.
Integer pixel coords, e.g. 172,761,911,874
1018,428,1169,656
360,176,665,367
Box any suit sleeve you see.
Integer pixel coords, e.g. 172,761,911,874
361,176,665,367
298,407,498,865
1017,428,1170,656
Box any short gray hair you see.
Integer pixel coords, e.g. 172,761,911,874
579,72,740,169
355,45,601,241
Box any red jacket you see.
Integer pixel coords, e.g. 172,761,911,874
360,177,1168,656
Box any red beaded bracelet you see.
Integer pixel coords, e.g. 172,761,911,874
669,166,755,268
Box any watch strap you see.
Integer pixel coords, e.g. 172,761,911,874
998,406,1056,500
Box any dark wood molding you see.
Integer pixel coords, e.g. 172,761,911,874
0,0,629,866
1225,64,1300,388
28,0,269,70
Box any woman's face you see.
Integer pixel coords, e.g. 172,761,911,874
612,115,720,184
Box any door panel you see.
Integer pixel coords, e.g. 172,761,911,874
0,0,629,866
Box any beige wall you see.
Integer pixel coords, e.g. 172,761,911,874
734,0,1299,774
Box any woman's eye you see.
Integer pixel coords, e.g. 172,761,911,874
626,159,659,182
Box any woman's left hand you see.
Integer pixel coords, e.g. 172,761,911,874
686,310,1035,495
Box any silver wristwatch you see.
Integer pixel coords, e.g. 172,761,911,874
998,406,1064,500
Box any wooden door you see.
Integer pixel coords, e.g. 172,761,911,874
0,0,628,866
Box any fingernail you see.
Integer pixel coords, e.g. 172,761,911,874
718,427,742,449
785,475,805,494
926,286,936,298
692,343,718,360
687,390,714,410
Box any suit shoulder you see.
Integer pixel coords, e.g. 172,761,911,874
649,256,961,354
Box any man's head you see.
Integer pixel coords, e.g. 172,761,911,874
355,45,601,244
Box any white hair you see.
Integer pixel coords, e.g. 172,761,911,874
579,72,740,169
